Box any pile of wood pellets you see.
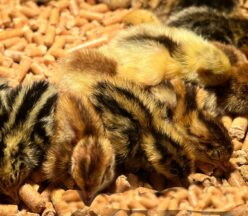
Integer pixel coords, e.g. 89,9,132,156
1,0,248,216
0,0,128,86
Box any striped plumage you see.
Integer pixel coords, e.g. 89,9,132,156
99,24,231,87
89,78,233,183
44,74,232,197
43,92,115,203
166,6,248,55
97,24,248,116
167,7,233,44
0,80,57,202
0,79,9,91
53,48,233,196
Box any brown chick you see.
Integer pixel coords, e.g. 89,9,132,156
88,77,233,183
99,23,231,87
0,80,57,203
71,136,115,203
43,91,115,203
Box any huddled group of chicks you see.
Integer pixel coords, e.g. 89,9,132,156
1,0,248,207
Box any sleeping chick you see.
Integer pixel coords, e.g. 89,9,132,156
0,80,57,203
88,77,233,183
99,23,231,87
43,92,115,203
167,7,233,44
71,136,115,203
167,6,248,56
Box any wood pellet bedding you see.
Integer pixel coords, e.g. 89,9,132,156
1,0,248,215
0,0,128,85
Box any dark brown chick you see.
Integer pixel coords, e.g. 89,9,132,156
167,6,248,56
43,92,115,203
0,80,57,203
71,136,115,203
167,7,234,44
88,77,233,182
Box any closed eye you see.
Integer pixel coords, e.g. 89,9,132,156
206,144,214,150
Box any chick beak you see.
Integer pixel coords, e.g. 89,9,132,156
8,190,20,204
215,160,232,172
82,190,95,206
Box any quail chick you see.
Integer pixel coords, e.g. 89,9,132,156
87,77,233,182
43,91,115,203
167,7,234,44
99,23,231,87
0,80,57,203
71,136,115,203
167,6,248,56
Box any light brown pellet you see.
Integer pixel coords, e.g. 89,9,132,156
0,205,18,216
17,56,32,82
19,184,46,213
228,170,247,187
229,117,248,140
